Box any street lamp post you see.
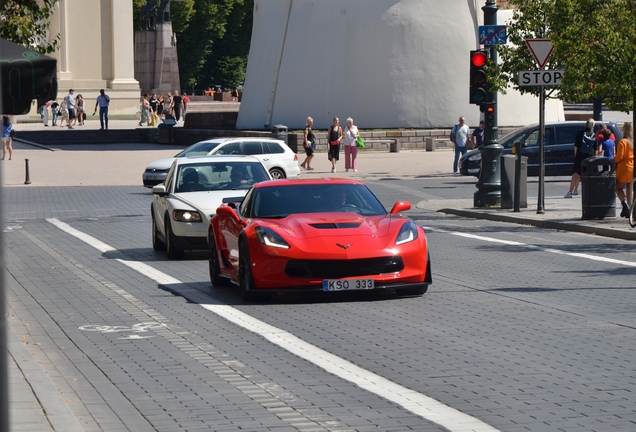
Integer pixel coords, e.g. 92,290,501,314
474,0,503,208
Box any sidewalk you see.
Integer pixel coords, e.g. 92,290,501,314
5,125,636,241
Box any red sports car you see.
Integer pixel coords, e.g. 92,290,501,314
208,178,432,300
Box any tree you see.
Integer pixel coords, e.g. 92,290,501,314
0,0,60,53
197,0,252,90
178,0,253,91
492,0,636,123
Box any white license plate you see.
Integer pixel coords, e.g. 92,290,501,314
468,168,480,173
322,278,375,291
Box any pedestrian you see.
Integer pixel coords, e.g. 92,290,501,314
157,95,164,118
149,93,158,113
565,118,596,198
93,89,110,130
182,92,190,119
300,116,316,171
343,117,360,172
472,120,485,148
231,87,239,102
450,116,470,176
50,99,59,126
596,123,615,144
58,98,70,128
615,122,634,218
42,100,52,126
76,94,86,125
1,115,14,160
598,127,616,158
172,90,183,123
162,92,173,118
139,94,152,126
66,89,77,129
327,117,342,173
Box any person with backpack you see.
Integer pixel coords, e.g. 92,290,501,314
565,118,597,198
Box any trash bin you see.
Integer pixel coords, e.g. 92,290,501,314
500,154,527,209
157,115,177,144
271,124,288,145
390,139,400,153
581,156,616,220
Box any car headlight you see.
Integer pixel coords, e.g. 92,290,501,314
468,153,482,162
395,221,419,245
255,226,290,249
172,210,202,222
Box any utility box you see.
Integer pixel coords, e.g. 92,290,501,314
581,156,616,220
500,154,527,209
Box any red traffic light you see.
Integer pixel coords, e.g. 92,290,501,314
471,51,487,67
486,106,495,114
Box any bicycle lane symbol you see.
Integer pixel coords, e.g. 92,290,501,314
78,322,169,339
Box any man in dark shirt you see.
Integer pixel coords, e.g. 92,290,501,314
472,121,485,148
172,90,183,123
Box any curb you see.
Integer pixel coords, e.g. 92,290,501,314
439,208,636,241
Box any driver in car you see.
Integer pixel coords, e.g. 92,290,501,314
330,188,349,211
227,165,250,189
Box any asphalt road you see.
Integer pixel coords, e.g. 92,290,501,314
4,144,636,431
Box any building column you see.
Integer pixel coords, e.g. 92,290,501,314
57,0,71,80
109,0,140,89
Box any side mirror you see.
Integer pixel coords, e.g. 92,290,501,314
390,201,411,214
152,184,169,197
216,205,246,226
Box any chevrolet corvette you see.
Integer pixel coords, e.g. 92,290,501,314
208,178,432,300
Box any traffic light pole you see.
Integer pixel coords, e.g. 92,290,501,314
474,0,502,208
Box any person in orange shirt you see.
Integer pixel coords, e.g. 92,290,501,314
615,122,634,218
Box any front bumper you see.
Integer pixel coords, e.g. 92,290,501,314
143,173,168,188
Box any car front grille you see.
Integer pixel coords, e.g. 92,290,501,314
285,256,404,278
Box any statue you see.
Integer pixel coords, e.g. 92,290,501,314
139,0,157,30
159,0,171,23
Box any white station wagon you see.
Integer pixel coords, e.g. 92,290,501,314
150,155,271,259
143,137,300,187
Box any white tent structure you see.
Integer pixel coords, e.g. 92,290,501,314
236,0,563,131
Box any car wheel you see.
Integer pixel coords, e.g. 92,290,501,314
395,285,428,296
151,209,165,251
238,238,257,301
269,168,286,179
209,230,229,286
165,217,184,260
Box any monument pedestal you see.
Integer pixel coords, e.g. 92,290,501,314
134,22,180,95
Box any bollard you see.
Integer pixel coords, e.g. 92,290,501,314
24,159,31,185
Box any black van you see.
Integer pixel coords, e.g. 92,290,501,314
459,121,623,177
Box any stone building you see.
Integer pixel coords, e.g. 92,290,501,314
22,0,141,119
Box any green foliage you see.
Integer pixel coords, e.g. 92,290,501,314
0,0,60,53
133,0,194,33
133,0,253,91
492,0,636,113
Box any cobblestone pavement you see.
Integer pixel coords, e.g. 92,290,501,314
3,136,636,431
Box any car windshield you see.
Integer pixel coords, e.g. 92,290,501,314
175,161,269,193
250,184,387,218
175,141,221,158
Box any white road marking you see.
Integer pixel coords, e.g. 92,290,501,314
47,218,500,432
422,226,636,267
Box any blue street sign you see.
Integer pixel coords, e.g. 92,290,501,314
479,25,507,45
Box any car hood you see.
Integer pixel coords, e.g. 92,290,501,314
461,149,480,159
265,213,408,239
260,214,411,256
146,158,176,171
172,191,248,220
